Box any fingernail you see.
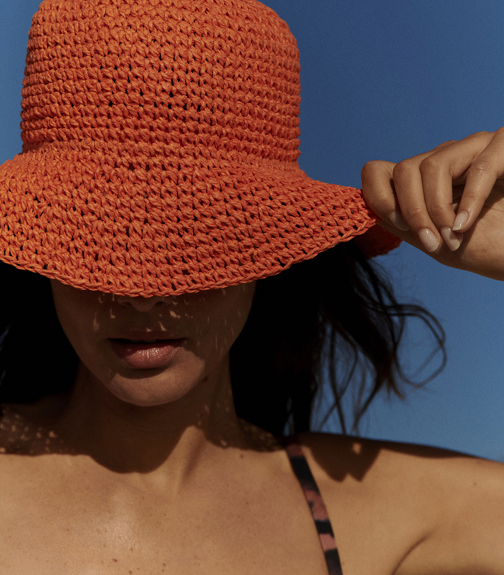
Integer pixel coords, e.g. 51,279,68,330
440,227,462,251
388,211,409,231
452,210,469,232
418,228,440,252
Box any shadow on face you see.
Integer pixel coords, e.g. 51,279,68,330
0,280,283,471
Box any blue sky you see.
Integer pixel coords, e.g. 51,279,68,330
2,1,504,460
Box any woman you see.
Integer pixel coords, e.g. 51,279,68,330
1,0,504,573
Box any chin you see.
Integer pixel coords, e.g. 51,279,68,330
105,375,200,408
104,366,207,407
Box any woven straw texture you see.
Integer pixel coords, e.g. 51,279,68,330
0,0,399,297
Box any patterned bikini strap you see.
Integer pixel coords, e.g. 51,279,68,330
283,438,343,575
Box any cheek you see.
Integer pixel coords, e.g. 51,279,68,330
50,281,108,370
180,284,256,379
51,283,93,334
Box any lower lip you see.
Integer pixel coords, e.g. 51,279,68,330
109,339,184,369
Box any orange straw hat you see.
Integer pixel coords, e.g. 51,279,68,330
0,0,399,297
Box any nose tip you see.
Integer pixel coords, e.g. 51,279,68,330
116,295,168,313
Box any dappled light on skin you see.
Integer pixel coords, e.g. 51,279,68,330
0,280,288,476
0,399,281,473
0,406,76,456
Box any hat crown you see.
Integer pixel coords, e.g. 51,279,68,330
21,0,302,166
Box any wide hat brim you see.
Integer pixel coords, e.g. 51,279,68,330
0,141,399,297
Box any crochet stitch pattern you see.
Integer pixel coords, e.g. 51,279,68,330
0,0,400,296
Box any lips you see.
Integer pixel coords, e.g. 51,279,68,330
108,330,184,369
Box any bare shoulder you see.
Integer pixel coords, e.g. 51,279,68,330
297,431,504,487
297,432,504,575
0,401,74,543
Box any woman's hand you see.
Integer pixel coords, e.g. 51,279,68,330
361,129,504,280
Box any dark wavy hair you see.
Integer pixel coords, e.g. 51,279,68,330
0,241,445,435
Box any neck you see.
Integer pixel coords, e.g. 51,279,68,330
47,358,254,481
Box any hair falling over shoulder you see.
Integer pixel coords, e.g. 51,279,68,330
0,240,445,435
